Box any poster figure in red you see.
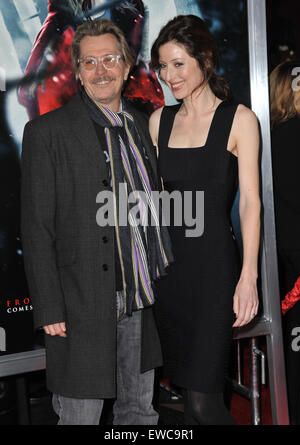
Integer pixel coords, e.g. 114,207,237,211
17,0,165,119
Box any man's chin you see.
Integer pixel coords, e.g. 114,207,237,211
93,96,121,111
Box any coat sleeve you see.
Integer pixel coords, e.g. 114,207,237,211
21,120,66,329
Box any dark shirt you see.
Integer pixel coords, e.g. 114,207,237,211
271,115,300,249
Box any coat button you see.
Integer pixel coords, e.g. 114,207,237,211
102,179,109,187
102,236,108,243
102,264,108,271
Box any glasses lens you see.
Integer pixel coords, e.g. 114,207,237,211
102,55,117,70
81,57,97,71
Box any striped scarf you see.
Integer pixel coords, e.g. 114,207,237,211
82,90,173,315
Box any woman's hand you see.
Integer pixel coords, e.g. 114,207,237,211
232,276,259,327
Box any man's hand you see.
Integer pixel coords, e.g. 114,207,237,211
43,322,67,338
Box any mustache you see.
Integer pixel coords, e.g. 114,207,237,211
92,76,115,83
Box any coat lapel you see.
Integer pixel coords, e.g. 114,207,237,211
64,93,107,173
63,93,159,188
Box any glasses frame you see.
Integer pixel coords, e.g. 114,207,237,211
78,54,123,71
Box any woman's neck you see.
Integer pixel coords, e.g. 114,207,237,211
180,85,219,117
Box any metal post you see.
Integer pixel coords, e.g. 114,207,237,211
232,0,289,425
250,338,261,425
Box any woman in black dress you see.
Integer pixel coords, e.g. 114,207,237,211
149,15,261,425
270,60,300,425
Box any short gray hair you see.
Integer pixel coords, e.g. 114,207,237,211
71,19,135,79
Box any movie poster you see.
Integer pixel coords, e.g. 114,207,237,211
0,0,249,356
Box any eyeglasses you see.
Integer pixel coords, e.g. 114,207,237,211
78,54,123,71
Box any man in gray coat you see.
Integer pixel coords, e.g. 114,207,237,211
21,18,172,425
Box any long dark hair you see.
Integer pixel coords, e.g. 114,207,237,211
151,15,231,101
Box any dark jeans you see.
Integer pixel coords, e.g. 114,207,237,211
52,292,158,425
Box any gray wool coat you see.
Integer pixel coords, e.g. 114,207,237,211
21,93,162,398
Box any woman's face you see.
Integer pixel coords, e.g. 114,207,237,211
158,41,205,100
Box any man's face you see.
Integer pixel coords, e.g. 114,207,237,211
78,33,130,112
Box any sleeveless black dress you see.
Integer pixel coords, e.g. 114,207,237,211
154,101,241,393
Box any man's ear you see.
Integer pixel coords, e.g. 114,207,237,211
124,64,131,82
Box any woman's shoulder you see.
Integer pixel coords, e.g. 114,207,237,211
228,104,259,154
150,104,181,125
149,106,164,124
149,107,164,145
233,103,258,122
230,104,259,136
